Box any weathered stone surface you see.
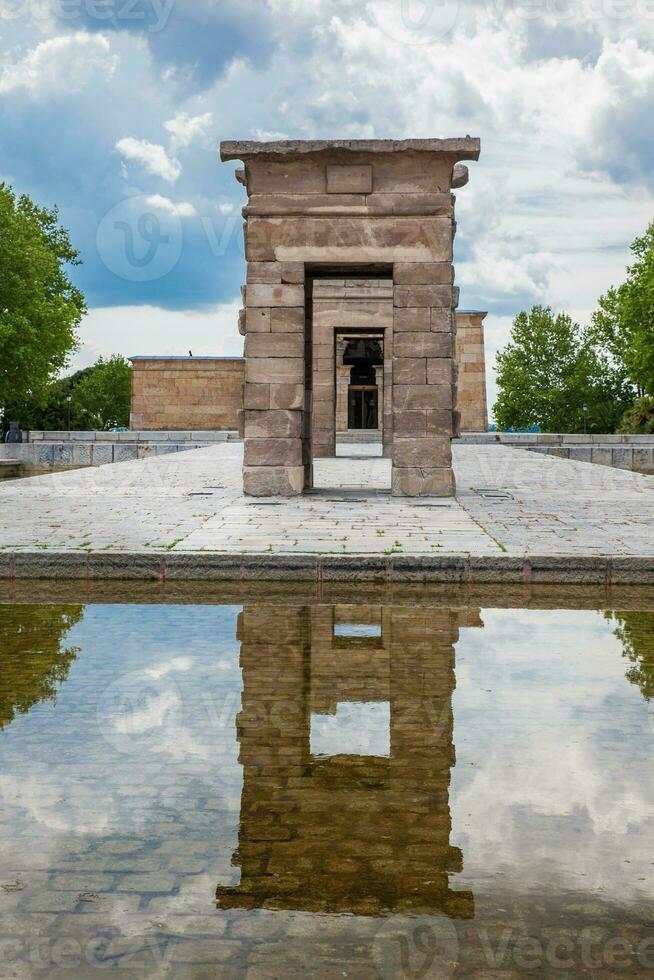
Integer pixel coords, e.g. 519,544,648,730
281,262,305,283
221,137,481,160
393,385,453,410
246,216,453,263
269,383,305,410
326,164,373,193
130,357,243,431
426,358,454,385
366,193,452,215
455,311,488,432
246,308,271,333
393,262,453,285
271,308,305,333
313,298,393,330
244,438,303,466
238,308,246,336
394,332,452,358
393,358,427,385
246,261,282,283
431,308,453,332
393,308,431,332
391,466,455,497
394,285,454,308
451,163,469,188
244,333,304,358
246,284,305,308
392,437,452,468
245,358,304,384
244,383,270,410
243,465,305,496
244,410,302,438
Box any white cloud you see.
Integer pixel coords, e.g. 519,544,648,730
0,32,117,96
146,193,196,217
70,301,243,370
164,111,213,151
116,137,181,182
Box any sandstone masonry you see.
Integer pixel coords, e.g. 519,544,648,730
221,137,480,497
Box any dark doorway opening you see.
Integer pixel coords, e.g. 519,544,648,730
348,388,378,429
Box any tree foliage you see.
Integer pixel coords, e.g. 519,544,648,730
493,306,633,433
0,184,86,410
607,611,654,703
617,396,654,435
2,355,132,433
591,222,654,398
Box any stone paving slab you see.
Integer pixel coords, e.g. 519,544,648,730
1,443,653,580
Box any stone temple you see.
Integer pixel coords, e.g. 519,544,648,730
130,138,487,497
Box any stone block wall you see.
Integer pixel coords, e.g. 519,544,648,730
130,357,244,431
455,311,488,432
222,138,480,496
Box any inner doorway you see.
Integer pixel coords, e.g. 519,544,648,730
348,387,378,429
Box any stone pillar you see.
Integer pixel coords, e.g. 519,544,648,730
455,310,489,432
391,262,459,496
374,363,384,434
221,138,480,495
240,267,307,496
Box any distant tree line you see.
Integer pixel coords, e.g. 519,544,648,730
494,221,654,433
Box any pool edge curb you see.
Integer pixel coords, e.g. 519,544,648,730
2,552,654,583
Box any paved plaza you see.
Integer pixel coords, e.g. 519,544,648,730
2,444,653,573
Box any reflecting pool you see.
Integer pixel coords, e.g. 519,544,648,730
1,587,653,977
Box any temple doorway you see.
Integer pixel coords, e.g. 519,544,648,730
348,387,378,429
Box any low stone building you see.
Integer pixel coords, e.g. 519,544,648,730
129,356,244,431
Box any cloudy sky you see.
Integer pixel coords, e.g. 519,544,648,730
2,0,653,413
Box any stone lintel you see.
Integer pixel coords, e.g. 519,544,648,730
221,138,481,162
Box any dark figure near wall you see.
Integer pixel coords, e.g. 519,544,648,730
4,422,22,444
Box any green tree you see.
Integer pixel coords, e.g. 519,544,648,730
70,355,132,429
617,396,654,434
2,356,132,433
606,611,654,703
493,306,632,432
0,605,83,730
0,184,86,415
591,222,654,397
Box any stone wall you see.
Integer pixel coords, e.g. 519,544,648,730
129,357,244,431
455,311,488,432
221,137,481,497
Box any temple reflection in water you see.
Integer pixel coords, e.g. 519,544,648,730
217,601,481,917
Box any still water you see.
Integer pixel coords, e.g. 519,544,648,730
1,587,653,978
